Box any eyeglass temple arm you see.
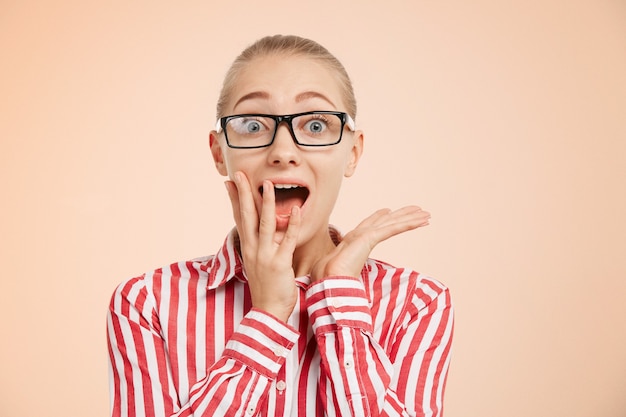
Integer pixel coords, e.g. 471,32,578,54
345,114,356,131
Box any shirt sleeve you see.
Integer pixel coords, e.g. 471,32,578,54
107,277,299,417
305,276,454,417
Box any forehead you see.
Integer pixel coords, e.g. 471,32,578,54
226,54,345,114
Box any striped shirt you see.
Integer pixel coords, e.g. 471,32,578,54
107,228,453,417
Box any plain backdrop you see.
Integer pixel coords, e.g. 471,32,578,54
1,1,625,416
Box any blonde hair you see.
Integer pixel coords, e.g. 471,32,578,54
216,35,357,120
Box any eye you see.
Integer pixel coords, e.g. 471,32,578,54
245,120,261,133
301,115,330,134
229,117,270,135
306,120,326,133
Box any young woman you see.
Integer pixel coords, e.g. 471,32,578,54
107,35,453,417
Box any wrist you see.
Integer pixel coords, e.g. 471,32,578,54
252,302,294,323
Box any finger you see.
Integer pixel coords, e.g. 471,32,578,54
353,208,392,229
354,206,425,230
386,206,431,228
277,205,301,257
258,180,277,246
368,210,431,244
371,206,429,228
345,206,429,249
395,205,428,217
233,171,259,244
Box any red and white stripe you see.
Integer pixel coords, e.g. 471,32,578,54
107,230,454,417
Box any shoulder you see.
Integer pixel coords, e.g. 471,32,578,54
363,258,452,344
108,255,215,311
363,258,451,311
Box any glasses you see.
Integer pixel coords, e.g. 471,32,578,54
215,111,356,149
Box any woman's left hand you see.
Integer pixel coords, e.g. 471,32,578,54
310,206,431,282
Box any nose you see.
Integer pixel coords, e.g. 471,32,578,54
267,122,301,166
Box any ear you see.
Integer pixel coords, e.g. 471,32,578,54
209,131,229,176
344,130,364,178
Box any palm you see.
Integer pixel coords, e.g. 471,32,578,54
311,207,431,281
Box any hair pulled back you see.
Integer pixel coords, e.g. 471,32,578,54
216,35,357,120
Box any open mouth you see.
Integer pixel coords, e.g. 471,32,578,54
259,183,310,216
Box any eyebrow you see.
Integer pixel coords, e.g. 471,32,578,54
295,91,336,108
233,91,270,110
232,90,337,112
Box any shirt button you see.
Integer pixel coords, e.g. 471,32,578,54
246,406,255,415
276,380,287,391
330,298,342,309
345,361,353,369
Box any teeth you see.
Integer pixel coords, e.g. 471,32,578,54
273,184,300,190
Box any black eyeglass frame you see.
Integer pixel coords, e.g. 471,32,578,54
215,110,356,149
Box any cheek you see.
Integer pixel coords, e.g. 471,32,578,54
318,167,346,200
223,153,249,177
317,151,351,177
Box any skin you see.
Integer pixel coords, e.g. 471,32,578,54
209,54,431,322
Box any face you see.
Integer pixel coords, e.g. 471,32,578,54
210,54,363,246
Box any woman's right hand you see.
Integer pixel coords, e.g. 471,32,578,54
224,171,301,323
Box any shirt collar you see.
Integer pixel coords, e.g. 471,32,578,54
206,226,344,290
206,228,246,289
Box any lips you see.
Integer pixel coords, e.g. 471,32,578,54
259,182,310,216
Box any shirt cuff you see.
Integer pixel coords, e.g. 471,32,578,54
222,308,299,378
306,276,373,336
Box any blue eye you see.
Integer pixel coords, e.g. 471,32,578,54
303,118,329,134
244,120,262,133
306,120,325,133
229,117,270,135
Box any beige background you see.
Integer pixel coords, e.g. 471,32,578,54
1,1,625,416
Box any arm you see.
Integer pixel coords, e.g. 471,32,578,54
306,275,453,417
107,277,299,417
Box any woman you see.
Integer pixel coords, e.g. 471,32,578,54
108,34,453,417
